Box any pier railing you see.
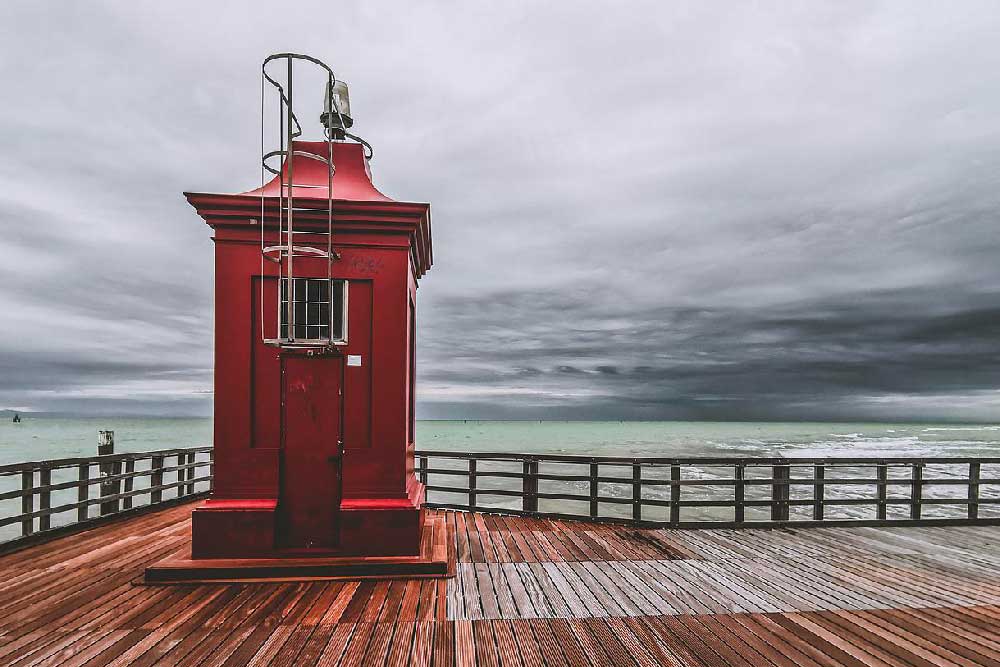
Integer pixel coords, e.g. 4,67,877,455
0,446,213,549
416,451,1000,528
4,448,999,549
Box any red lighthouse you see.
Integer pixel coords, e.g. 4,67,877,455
152,54,439,575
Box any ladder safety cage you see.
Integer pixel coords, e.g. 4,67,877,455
258,53,370,349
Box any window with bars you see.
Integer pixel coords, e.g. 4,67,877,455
280,278,346,342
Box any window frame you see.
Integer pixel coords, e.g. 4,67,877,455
274,277,349,346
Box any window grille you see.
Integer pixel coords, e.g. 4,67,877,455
279,278,346,343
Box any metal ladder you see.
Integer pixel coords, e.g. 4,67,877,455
259,53,347,348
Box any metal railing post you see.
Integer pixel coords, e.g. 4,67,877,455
589,462,599,519
77,463,89,522
910,463,924,521
176,454,186,498
185,453,196,495
99,430,119,516
734,463,745,524
771,461,790,522
39,465,51,531
21,470,33,537
151,455,164,504
522,458,538,513
812,464,825,521
968,462,980,520
122,459,135,510
669,464,681,525
632,463,642,522
468,458,477,509
876,463,888,521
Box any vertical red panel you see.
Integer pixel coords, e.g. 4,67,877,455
280,355,342,549
407,296,416,444
343,280,372,451
252,277,281,448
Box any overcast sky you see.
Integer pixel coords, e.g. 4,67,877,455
1,2,999,421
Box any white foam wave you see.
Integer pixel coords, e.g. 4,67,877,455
923,426,1000,432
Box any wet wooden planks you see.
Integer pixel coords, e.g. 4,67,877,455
446,507,1000,620
1,501,999,666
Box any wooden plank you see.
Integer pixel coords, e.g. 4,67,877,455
431,620,454,667
509,619,545,667
386,620,417,667
471,620,499,667
454,619,476,667
409,621,435,667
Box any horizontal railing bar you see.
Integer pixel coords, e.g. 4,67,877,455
418,468,996,487
423,485,523,498
422,487,1000,509
0,460,211,500
739,497,1000,507
0,447,212,475
416,451,1000,465
0,474,213,528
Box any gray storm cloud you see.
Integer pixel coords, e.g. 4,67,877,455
1,1,998,420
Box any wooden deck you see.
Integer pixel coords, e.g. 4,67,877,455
2,502,1000,666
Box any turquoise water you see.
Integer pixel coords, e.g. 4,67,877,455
2,417,1000,465
415,420,1000,458
0,416,214,465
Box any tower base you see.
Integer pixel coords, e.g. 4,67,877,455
145,511,451,584
339,478,426,556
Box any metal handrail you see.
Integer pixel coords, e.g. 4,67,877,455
416,450,1000,528
3,447,998,551
0,446,213,549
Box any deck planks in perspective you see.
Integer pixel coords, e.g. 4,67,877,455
1,501,999,665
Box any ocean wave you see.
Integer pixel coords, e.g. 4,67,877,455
786,436,928,458
923,426,1000,432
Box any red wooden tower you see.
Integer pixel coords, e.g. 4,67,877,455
181,54,432,561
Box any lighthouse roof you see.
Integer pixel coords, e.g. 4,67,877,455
243,140,393,202
183,138,432,279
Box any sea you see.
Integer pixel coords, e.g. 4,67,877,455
2,417,999,540
2,416,1000,465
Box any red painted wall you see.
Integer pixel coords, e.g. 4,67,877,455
210,229,418,500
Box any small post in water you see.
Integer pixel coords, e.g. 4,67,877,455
98,430,121,516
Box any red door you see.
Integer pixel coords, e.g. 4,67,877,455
280,355,343,550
